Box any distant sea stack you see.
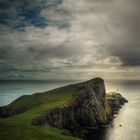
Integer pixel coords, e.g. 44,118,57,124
0,78,128,138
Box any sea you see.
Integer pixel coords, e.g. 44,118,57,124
0,79,140,140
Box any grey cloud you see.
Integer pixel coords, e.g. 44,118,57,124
105,0,140,66
0,0,140,80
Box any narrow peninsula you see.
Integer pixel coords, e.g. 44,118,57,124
0,78,128,140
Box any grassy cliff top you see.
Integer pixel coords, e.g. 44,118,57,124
0,82,80,140
0,78,125,140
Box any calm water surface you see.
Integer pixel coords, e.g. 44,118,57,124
0,80,76,106
0,79,139,140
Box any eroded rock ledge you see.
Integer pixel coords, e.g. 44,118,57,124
32,78,128,137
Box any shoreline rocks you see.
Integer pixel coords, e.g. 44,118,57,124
0,78,128,138
32,78,128,137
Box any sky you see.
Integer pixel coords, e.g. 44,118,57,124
0,0,140,80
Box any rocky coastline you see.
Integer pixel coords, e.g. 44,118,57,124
0,78,128,138
31,78,128,137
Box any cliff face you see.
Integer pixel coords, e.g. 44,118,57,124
0,78,128,138
32,78,127,136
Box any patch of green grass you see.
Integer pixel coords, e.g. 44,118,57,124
0,88,80,140
106,93,122,101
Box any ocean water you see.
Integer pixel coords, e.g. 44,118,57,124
85,79,140,140
0,79,140,140
0,80,76,106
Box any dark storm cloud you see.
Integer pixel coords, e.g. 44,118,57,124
0,0,140,79
110,44,140,66
105,0,140,66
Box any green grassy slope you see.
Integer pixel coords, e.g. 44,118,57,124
0,79,127,140
0,85,80,140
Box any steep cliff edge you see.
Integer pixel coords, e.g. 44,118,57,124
31,78,128,137
0,78,128,138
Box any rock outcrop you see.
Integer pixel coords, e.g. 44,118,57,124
32,78,128,137
0,78,128,137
